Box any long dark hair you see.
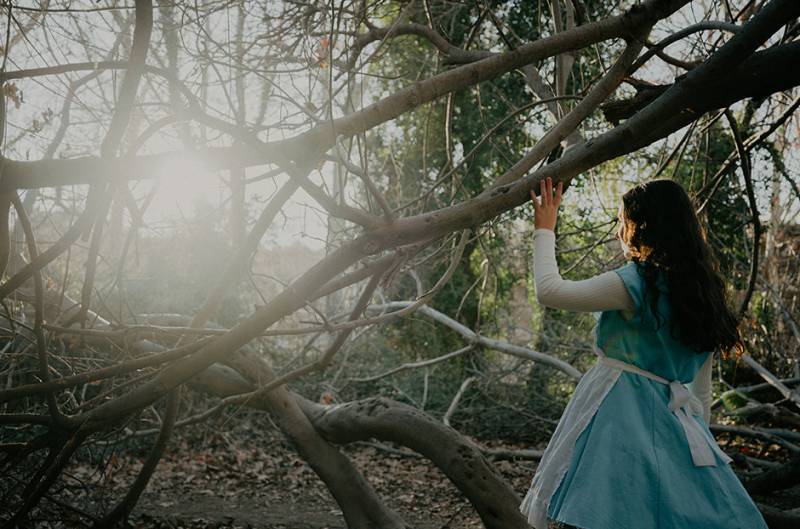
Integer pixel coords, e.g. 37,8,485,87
620,179,744,359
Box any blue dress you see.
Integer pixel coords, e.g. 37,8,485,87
522,261,768,529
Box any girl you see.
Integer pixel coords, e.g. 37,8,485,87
519,177,769,529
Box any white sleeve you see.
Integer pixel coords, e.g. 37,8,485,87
533,228,635,312
688,352,713,424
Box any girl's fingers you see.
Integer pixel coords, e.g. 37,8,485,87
530,189,540,211
540,179,547,207
537,177,567,208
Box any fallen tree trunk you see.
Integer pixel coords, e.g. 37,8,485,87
297,395,529,529
192,362,528,529
193,359,408,529
746,452,800,495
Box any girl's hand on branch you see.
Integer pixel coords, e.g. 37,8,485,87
530,177,562,231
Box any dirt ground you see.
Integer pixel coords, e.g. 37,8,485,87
110,435,540,529
24,419,790,529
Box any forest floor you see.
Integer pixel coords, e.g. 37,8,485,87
48,419,800,529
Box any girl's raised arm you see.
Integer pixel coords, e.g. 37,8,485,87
533,228,635,313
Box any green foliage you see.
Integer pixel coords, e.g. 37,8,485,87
750,290,774,330
720,389,750,411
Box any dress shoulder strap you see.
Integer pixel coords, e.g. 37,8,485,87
612,261,645,315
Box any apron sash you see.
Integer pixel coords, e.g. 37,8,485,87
596,352,732,467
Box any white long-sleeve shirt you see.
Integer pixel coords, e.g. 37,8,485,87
532,228,713,422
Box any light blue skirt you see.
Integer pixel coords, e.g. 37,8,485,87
546,372,769,529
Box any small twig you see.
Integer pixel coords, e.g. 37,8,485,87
351,345,474,383
443,376,476,427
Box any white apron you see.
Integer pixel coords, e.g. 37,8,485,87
519,343,733,529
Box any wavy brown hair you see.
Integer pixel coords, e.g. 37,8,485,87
620,179,744,360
